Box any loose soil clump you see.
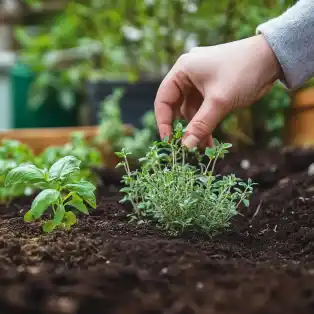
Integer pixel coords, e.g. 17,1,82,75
1,148,314,313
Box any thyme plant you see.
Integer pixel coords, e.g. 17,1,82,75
116,123,255,235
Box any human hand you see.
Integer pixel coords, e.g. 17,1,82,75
154,34,282,148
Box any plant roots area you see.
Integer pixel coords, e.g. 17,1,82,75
2,147,314,314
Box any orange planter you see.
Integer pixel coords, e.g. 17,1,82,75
286,87,314,147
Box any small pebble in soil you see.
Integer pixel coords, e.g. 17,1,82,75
240,159,251,170
270,165,277,172
308,163,314,175
46,296,78,314
196,282,204,290
279,177,290,185
160,267,168,275
106,260,110,264
26,266,41,275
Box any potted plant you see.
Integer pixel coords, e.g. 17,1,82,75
14,0,212,127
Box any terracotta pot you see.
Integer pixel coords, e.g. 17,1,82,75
286,86,314,147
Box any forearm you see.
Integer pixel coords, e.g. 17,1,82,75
256,0,314,89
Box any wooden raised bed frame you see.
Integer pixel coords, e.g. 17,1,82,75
0,125,133,168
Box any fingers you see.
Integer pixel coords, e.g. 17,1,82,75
182,95,226,148
154,69,183,139
155,55,194,139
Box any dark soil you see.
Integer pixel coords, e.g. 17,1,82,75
2,147,314,313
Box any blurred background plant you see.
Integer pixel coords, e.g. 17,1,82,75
14,0,299,149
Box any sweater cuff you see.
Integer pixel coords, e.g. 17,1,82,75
256,0,314,90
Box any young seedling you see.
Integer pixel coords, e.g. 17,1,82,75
4,155,96,232
116,122,255,235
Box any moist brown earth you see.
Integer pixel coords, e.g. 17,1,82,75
2,147,314,313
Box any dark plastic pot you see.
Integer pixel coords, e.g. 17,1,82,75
87,80,161,128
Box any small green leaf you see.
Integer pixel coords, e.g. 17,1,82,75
67,195,89,215
223,143,232,149
64,211,77,229
5,165,45,187
115,162,125,168
115,152,124,158
242,199,250,207
43,220,57,233
205,147,215,159
49,156,81,181
26,189,60,221
53,204,65,225
162,136,170,142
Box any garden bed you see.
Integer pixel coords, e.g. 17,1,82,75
1,147,314,313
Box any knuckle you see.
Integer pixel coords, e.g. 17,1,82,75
211,92,230,111
177,53,190,67
190,120,210,137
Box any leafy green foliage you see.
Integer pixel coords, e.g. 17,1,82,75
116,122,255,235
0,133,101,204
38,131,102,184
0,140,37,203
95,88,157,161
5,156,96,232
4,156,96,232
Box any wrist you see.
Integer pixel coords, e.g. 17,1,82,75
256,34,283,84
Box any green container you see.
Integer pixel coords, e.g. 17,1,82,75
9,62,79,128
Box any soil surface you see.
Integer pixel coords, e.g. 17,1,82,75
2,147,314,313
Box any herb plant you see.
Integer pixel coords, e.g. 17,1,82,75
38,132,102,184
116,123,255,235
5,155,96,232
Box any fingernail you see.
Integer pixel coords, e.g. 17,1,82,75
182,134,199,148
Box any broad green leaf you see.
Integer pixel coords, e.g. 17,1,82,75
67,195,89,215
24,210,34,222
5,165,45,187
49,156,81,181
63,181,97,208
43,220,57,233
64,211,77,229
25,189,60,221
53,204,65,225
64,181,96,194
79,191,96,208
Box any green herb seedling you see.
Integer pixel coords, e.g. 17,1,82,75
116,122,255,235
5,155,96,232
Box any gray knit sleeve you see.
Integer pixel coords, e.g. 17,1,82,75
256,0,314,89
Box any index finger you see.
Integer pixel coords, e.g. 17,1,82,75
154,69,185,139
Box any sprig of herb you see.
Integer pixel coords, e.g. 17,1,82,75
5,156,96,232
116,122,255,235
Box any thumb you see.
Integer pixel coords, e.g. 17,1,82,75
182,96,225,148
